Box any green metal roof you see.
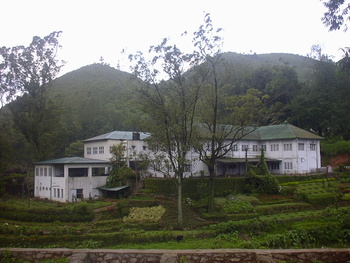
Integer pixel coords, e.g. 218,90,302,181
34,157,110,165
253,124,323,140
198,124,322,141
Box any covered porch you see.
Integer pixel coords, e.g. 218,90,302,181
216,157,282,177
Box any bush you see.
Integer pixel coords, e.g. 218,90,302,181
107,167,136,188
222,196,255,214
123,205,166,223
0,203,93,223
244,174,279,195
144,178,247,199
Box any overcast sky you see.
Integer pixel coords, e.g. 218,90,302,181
1,0,349,76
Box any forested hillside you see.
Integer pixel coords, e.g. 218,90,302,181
1,52,349,171
48,63,144,139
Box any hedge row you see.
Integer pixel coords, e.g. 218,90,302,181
0,203,94,222
144,175,326,199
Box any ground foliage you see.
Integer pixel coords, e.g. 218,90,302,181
0,174,349,249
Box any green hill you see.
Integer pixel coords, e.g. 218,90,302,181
1,52,342,165
48,63,144,139
44,52,334,140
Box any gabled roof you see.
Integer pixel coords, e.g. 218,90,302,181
34,157,110,165
254,124,323,140
201,124,322,141
83,131,150,142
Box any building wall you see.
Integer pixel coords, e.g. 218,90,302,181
84,139,148,164
82,136,322,178
34,164,110,203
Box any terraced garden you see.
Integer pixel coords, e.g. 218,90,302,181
0,176,350,251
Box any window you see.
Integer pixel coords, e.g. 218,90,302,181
232,144,238,151
99,146,104,154
35,168,39,176
284,162,293,169
283,144,292,151
143,145,147,150
261,145,267,152
61,189,63,199
298,143,305,151
40,168,43,176
184,164,192,172
68,168,88,177
109,146,113,153
271,144,279,151
76,189,83,199
87,147,91,155
253,145,258,152
271,163,280,170
310,144,316,151
242,145,248,151
54,188,56,198
93,147,98,154
44,167,47,176
57,188,60,198
92,167,106,176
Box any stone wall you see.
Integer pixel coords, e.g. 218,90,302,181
1,248,350,263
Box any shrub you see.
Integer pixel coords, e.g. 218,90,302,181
123,205,166,223
222,196,255,214
115,199,131,218
107,167,136,188
244,174,280,195
144,178,247,198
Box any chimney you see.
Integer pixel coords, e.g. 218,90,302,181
132,132,140,140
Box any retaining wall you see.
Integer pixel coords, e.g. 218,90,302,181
1,248,350,263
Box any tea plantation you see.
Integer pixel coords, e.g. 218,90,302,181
1,174,350,250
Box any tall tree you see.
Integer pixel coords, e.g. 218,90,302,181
129,38,201,229
191,15,266,213
322,0,350,31
0,32,65,160
322,0,350,72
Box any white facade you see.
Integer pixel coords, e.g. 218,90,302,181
82,126,322,177
211,138,321,176
34,125,323,202
34,157,111,202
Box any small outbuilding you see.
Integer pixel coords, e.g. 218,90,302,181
34,157,111,202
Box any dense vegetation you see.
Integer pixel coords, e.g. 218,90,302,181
0,173,349,250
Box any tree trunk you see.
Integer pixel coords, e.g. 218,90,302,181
177,174,183,229
208,164,215,214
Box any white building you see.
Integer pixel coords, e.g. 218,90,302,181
34,131,149,202
34,124,323,202
34,157,111,202
210,124,323,176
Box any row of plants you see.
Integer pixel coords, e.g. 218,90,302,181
0,202,93,222
144,174,327,199
1,199,350,249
